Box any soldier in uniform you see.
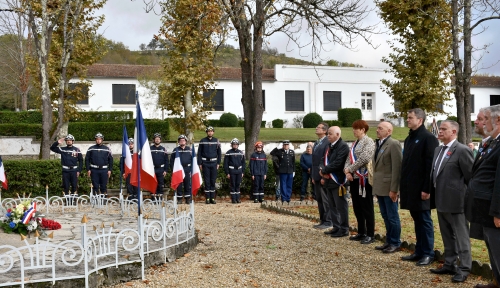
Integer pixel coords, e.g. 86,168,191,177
50,134,83,197
270,140,295,203
198,126,221,204
120,138,138,200
170,135,192,204
224,138,246,204
151,133,169,202
85,133,113,196
250,141,268,203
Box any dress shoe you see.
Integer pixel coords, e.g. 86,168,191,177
375,243,390,250
451,273,468,283
315,224,333,230
360,236,375,244
331,231,349,237
313,223,324,228
382,245,401,254
324,228,339,235
210,198,217,204
416,256,434,266
401,253,422,261
429,266,456,275
349,234,366,241
474,283,500,288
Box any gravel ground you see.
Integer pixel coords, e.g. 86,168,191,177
109,200,488,288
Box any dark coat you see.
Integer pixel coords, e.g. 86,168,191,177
311,136,329,182
399,124,439,211
270,147,295,174
250,151,268,176
320,138,349,189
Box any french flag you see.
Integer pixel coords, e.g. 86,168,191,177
122,125,132,176
130,100,158,193
191,144,202,196
170,149,185,190
22,202,36,224
0,156,7,190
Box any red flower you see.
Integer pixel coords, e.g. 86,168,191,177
446,151,452,156
7,209,11,213
41,218,62,230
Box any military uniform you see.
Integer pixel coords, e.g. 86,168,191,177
151,144,169,197
270,141,295,202
50,140,83,195
198,135,221,202
250,150,268,202
224,146,246,203
170,145,192,202
85,143,113,195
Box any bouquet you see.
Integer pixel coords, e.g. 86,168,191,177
0,199,61,235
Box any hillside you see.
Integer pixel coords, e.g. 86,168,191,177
97,40,363,69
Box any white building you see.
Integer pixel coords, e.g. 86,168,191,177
78,64,500,127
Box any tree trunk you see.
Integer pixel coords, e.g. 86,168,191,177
451,0,466,144
184,88,194,145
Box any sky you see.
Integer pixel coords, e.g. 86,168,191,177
97,0,500,76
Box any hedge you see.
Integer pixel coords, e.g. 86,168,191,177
1,158,307,199
0,124,43,139
0,111,133,124
325,120,342,127
272,119,284,128
302,112,323,128
68,120,169,141
0,111,43,124
338,108,362,127
237,120,266,128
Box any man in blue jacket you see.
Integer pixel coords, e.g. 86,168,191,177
51,134,83,197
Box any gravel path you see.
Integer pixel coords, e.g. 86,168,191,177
109,201,488,288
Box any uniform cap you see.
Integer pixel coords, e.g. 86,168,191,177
153,133,161,139
128,138,134,144
231,138,239,145
178,134,187,141
205,126,215,132
65,134,75,141
282,140,290,144
95,133,104,140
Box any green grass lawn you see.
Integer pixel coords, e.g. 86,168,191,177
168,127,412,142
290,204,490,264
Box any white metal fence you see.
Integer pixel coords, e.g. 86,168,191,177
0,193,195,288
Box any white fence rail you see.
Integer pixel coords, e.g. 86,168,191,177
0,193,195,288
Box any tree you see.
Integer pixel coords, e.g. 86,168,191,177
451,0,500,144
22,0,107,159
0,0,32,111
377,0,453,118
149,0,223,143
143,0,374,158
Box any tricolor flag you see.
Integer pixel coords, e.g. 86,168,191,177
21,202,36,224
0,156,7,190
130,100,158,193
170,149,185,190
191,144,202,196
122,126,132,176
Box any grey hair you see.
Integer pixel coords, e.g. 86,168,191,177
319,122,329,133
441,120,459,133
408,108,426,122
488,105,500,126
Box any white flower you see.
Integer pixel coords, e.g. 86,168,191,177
29,220,38,229
13,219,21,224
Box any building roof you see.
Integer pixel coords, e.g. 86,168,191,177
86,64,276,81
472,76,500,88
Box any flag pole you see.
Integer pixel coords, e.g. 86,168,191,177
120,120,125,201
136,91,142,216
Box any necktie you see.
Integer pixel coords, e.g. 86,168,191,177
433,145,447,187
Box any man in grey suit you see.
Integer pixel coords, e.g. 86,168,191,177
311,122,334,230
429,120,473,283
372,121,402,253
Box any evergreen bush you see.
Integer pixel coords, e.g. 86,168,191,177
338,108,362,127
219,112,238,127
272,119,284,128
302,112,323,128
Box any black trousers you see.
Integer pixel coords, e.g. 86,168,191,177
253,175,264,200
62,170,78,194
91,169,108,194
202,162,217,198
176,169,191,199
350,178,375,237
125,174,138,199
155,172,165,195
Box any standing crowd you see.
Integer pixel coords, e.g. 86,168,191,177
49,106,500,287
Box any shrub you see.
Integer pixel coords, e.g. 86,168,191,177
338,108,362,127
237,120,266,128
292,114,304,128
0,111,43,124
219,112,238,127
205,119,220,127
69,120,169,141
325,120,342,127
272,119,284,128
70,111,133,122
0,124,43,139
302,112,323,128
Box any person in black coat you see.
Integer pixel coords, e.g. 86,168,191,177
150,133,169,201
224,138,246,203
399,108,439,266
270,140,295,203
320,126,350,237
250,141,268,203
468,105,500,288
85,133,113,196
170,135,192,204
50,134,83,196
119,138,138,200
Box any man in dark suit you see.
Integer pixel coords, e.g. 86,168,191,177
400,108,439,266
372,121,402,253
469,105,500,288
311,122,334,230
429,120,473,283
319,126,350,237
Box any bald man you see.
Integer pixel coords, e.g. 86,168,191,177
372,121,403,253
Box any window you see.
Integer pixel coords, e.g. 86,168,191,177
285,90,304,111
490,95,500,106
470,94,475,113
112,84,136,104
361,92,373,111
323,91,342,111
203,89,224,111
68,83,89,105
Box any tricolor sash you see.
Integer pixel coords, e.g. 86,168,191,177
349,141,368,197
324,149,347,196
